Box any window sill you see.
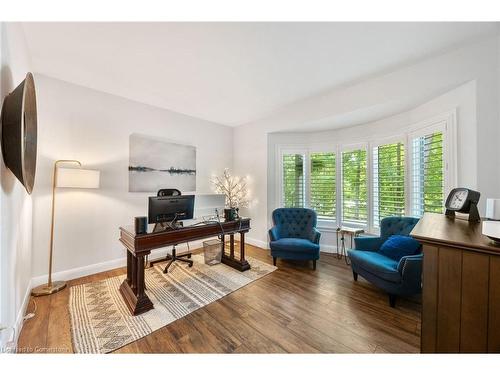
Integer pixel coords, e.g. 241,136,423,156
340,221,368,230
317,225,338,233
317,219,337,232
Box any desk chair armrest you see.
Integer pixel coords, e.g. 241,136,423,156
269,226,280,241
354,236,385,251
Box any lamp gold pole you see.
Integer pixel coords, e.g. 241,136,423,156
32,160,81,296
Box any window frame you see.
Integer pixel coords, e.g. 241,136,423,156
275,110,457,235
278,147,308,209
370,135,407,230
340,142,369,229
309,143,339,229
309,150,337,222
407,113,457,218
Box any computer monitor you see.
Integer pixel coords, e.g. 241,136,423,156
148,195,195,224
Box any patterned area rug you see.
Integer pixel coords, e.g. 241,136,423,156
69,254,276,353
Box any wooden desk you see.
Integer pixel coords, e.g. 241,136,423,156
118,218,251,315
411,213,500,353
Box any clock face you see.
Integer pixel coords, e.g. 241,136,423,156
445,188,481,220
449,189,468,210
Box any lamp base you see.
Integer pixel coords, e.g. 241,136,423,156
31,281,67,296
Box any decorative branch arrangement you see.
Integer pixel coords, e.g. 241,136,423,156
211,169,249,209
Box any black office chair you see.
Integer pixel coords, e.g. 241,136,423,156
149,188,193,273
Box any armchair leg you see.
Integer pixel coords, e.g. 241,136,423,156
388,294,397,308
353,271,358,281
312,260,316,270
273,257,277,266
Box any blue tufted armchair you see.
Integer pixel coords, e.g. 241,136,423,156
347,216,422,307
268,208,321,269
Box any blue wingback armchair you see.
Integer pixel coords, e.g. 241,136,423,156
347,216,422,307
269,208,321,270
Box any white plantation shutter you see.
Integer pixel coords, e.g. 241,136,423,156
277,113,454,230
411,131,445,217
310,152,336,219
373,142,405,226
282,153,305,207
342,148,368,224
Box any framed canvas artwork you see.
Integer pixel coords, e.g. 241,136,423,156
129,133,196,192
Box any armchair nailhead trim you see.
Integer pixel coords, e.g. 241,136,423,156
401,259,408,274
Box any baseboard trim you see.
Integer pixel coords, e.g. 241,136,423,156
30,235,336,297
245,237,338,254
9,278,33,351
30,239,213,288
319,244,337,253
31,236,271,291
31,258,125,288
246,237,269,250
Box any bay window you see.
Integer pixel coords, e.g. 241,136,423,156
277,112,455,232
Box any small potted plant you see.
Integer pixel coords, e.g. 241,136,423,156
211,169,249,221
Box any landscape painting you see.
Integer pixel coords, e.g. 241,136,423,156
129,133,196,192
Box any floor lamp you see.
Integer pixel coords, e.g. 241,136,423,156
32,160,100,296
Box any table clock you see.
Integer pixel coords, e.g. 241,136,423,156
445,187,481,222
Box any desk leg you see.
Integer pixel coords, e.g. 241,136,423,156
131,254,137,293
221,234,225,256
136,256,147,299
126,250,132,284
240,232,247,263
230,234,235,259
221,232,251,272
119,250,154,316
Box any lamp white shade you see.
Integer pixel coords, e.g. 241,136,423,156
56,167,100,188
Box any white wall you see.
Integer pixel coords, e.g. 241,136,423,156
235,36,499,246
268,81,477,251
0,23,34,347
31,75,234,281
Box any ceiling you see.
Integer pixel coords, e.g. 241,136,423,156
22,22,498,126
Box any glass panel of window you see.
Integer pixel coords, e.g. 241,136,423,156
342,149,368,224
282,153,305,208
310,152,336,219
373,142,405,226
411,132,444,216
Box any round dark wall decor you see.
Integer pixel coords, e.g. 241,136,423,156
1,72,37,194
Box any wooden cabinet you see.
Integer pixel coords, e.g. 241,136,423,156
411,213,500,353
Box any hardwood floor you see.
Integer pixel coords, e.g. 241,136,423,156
18,245,421,353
